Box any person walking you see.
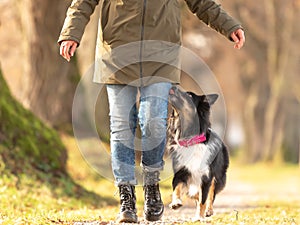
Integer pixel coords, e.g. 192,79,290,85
58,0,245,223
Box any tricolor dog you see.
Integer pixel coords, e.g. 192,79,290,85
166,86,229,221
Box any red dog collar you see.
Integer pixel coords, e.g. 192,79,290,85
178,133,206,147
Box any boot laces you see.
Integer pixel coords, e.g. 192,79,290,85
145,184,160,201
120,186,135,211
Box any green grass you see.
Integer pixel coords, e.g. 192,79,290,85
0,70,67,175
208,203,300,225
1,135,300,224
0,134,117,225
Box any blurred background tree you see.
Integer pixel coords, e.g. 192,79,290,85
0,0,80,181
1,0,80,128
0,0,299,166
229,0,300,162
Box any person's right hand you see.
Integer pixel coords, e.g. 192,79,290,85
60,40,78,62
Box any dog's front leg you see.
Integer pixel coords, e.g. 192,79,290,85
192,201,206,222
192,189,206,222
169,182,183,210
206,177,215,217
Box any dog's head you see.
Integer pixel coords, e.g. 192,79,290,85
169,86,218,139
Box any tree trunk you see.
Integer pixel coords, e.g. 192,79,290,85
242,85,260,162
262,0,295,161
17,0,80,127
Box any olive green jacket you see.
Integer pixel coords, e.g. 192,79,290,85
58,0,242,85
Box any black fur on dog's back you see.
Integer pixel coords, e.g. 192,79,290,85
206,131,229,196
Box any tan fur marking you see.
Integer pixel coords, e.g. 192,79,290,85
194,199,206,221
206,177,216,216
174,182,183,200
200,202,207,218
169,182,184,209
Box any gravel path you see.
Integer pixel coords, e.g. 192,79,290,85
139,179,257,224
71,173,300,225
71,179,257,225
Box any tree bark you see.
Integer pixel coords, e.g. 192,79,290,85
17,0,80,127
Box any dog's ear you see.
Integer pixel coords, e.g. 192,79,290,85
206,94,218,105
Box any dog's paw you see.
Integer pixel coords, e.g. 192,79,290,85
206,208,214,217
169,199,183,210
192,215,205,222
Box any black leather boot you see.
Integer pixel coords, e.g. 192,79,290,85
143,171,164,221
116,184,138,223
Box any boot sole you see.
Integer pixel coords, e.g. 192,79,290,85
117,211,138,223
144,211,163,222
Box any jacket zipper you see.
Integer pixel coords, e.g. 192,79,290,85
139,0,147,86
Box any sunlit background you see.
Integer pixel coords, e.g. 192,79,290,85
0,0,299,224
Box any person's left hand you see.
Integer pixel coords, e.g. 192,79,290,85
230,28,245,49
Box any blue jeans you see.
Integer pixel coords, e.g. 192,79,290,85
106,82,172,185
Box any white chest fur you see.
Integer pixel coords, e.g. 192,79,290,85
172,143,210,186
